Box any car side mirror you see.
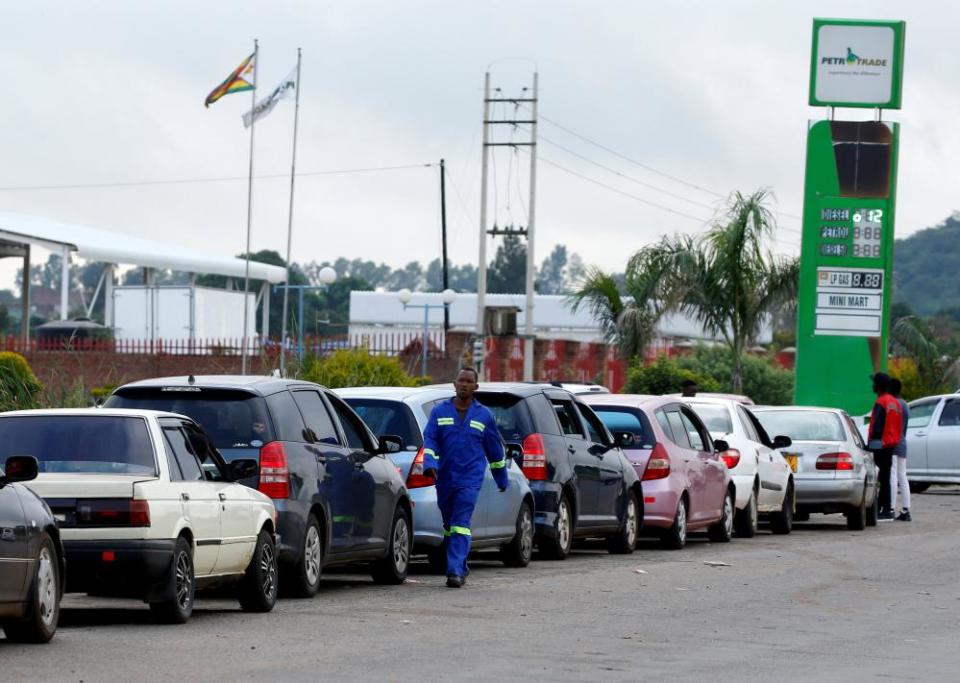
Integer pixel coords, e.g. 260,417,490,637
713,439,730,453
229,458,259,481
772,435,792,449
377,434,404,454
2,456,39,486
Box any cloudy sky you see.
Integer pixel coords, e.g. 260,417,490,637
1,1,956,290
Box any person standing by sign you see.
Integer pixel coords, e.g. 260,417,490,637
422,367,510,588
867,373,902,521
888,378,911,521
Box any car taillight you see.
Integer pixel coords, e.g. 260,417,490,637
406,447,436,489
720,448,741,470
816,452,854,471
521,433,548,481
76,499,150,527
259,441,290,499
642,443,671,481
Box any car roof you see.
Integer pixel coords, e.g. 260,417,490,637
751,405,845,414
908,394,956,403
418,381,568,398
666,392,755,404
0,407,189,420
580,393,669,408
114,374,323,395
334,386,453,402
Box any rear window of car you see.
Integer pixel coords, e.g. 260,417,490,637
591,406,656,449
343,398,423,450
0,415,156,475
106,388,274,449
753,410,845,442
687,403,733,434
474,392,534,441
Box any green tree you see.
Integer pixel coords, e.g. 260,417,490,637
624,355,720,395
0,352,43,411
674,345,794,405
301,349,417,389
487,235,527,294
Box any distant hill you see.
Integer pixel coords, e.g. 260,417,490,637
893,213,960,316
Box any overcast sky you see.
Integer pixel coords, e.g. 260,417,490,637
1,1,956,290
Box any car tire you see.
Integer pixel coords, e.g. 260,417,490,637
909,482,931,494
3,533,60,643
607,490,639,555
769,481,794,535
150,535,195,624
371,506,411,584
501,501,535,567
538,493,573,560
285,514,323,598
660,497,688,550
734,486,758,538
708,490,735,543
845,488,867,531
866,486,879,527
239,529,279,612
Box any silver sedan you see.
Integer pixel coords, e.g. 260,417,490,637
752,406,879,530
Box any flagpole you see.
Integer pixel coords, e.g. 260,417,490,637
241,38,258,375
279,48,302,377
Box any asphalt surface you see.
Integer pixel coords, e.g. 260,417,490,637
4,488,960,682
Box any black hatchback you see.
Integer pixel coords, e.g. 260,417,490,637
106,376,413,596
464,383,643,559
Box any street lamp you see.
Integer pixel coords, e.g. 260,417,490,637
399,288,456,377
275,267,338,373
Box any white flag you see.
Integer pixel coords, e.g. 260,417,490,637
242,66,297,128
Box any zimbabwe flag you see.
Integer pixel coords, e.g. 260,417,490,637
205,52,256,108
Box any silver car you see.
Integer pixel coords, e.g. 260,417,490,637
752,406,878,530
334,387,535,569
905,394,960,491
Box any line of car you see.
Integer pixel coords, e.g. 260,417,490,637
0,375,896,643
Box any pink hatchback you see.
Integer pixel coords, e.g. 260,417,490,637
583,395,736,549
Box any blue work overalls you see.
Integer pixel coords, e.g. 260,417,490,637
422,398,509,578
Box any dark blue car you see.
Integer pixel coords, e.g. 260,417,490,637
106,375,413,597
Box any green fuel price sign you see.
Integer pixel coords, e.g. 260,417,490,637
794,120,899,415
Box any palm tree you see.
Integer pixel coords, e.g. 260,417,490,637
890,315,960,395
571,190,799,393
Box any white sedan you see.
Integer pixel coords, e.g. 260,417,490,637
3,408,279,624
682,398,794,537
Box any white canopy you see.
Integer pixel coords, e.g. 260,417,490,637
0,212,287,283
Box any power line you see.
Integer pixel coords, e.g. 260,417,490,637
0,163,435,192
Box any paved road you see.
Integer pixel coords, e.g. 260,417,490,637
5,489,960,682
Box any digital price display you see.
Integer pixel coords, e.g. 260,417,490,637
817,207,884,260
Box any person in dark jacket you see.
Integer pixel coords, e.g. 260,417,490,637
867,373,903,521
423,367,509,588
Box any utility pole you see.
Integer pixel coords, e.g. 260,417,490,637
476,70,539,380
440,158,450,332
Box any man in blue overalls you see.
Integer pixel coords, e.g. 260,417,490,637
423,367,509,588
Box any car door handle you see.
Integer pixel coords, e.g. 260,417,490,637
913,431,926,437
567,444,576,454
219,493,227,502
181,492,190,501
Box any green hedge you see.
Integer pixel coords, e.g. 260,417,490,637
0,352,43,411
301,349,417,389
625,355,720,396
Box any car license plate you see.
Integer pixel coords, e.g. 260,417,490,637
784,454,799,473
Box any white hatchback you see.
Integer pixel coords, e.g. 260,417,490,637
5,409,279,624
682,398,794,537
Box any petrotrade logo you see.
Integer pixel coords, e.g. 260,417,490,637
821,47,887,68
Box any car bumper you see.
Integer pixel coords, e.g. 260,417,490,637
409,486,445,550
530,481,564,538
635,478,681,530
274,501,305,565
63,539,176,602
731,473,755,510
795,476,864,508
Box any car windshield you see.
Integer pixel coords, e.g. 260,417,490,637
105,388,274,449
0,415,156,475
342,398,423,449
754,410,846,442
687,403,733,434
591,407,656,449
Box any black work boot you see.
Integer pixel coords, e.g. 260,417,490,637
446,575,464,588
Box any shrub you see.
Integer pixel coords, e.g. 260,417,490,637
0,352,43,411
301,349,417,389
624,355,720,396
675,345,794,406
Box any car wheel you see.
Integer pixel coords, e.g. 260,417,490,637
538,493,573,560
866,485,879,527
3,534,60,643
769,481,794,535
708,489,735,543
239,529,279,612
846,487,867,531
734,486,758,538
501,501,535,567
660,497,688,550
150,535,195,624
909,481,931,494
285,515,323,598
607,490,639,555
371,506,411,584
